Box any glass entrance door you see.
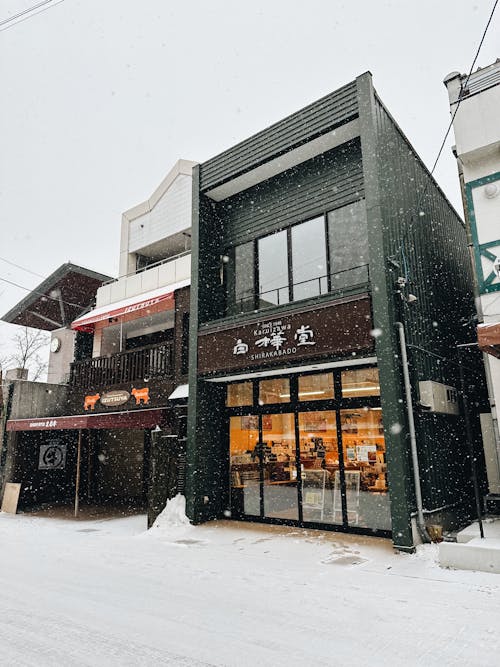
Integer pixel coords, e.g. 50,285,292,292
261,413,299,521
229,413,299,521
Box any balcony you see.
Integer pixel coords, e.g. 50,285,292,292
95,251,191,308
69,342,174,389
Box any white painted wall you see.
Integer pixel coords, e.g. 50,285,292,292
95,254,191,308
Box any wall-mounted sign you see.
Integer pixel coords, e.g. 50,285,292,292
131,387,150,405
198,296,373,375
84,393,100,411
100,390,130,407
39,440,67,470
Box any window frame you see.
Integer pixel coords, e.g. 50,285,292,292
225,199,368,315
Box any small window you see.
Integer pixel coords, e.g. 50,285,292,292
259,378,290,404
341,368,380,397
226,382,253,407
298,373,334,401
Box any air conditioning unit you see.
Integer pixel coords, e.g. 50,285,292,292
418,381,460,416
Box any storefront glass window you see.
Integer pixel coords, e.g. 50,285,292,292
328,201,369,289
262,413,299,521
341,367,380,397
291,217,328,300
229,415,260,516
340,407,391,530
298,373,334,401
259,378,290,404
258,230,289,307
226,382,253,407
298,410,341,525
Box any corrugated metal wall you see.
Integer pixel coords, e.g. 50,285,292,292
216,140,363,246
373,94,488,514
200,81,358,192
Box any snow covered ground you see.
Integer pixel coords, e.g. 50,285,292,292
1,500,499,667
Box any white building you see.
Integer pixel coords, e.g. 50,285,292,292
444,60,500,504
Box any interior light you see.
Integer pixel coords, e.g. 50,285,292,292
298,390,327,397
342,386,380,393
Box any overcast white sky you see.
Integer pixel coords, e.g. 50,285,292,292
0,0,499,358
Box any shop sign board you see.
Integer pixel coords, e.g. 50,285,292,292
198,296,373,375
100,390,130,407
39,440,67,470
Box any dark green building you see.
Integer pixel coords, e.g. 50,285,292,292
186,72,488,551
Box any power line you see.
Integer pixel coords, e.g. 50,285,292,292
396,0,499,278
0,0,64,33
0,256,45,279
0,274,87,310
429,0,499,178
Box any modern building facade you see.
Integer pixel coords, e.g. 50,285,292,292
444,60,500,507
187,72,488,552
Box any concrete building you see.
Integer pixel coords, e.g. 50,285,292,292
444,59,500,509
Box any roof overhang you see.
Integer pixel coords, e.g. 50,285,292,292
71,279,190,332
204,119,360,202
1,263,112,331
6,407,167,432
478,322,500,358
168,384,189,400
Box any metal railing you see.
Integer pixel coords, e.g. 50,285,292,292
69,341,174,388
232,264,370,314
102,250,191,286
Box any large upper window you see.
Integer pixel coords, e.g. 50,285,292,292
226,200,368,315
258,230,289,308
328,201,369,289
291,217,328,301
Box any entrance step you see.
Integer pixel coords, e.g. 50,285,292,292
439,517,500,573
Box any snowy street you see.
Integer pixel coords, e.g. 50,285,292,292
0,507,499,667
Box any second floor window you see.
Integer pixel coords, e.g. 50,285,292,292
226,200,368,315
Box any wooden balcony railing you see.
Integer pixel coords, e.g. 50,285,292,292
69,342,174,388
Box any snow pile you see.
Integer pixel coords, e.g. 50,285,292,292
150,494,191,532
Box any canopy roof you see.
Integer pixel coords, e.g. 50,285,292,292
1,263,112,331
71,278,190,332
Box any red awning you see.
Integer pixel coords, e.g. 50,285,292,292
71,279,190,332
6,408,166,432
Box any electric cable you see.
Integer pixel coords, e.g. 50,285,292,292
394,0,499,280
0,274,88,310
0,256,45,279
0,0,64,33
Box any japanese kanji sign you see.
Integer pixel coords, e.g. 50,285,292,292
198,295,373,375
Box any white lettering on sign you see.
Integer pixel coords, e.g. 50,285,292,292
29,420,57,428
233,319,316,359
295,325,316,346
233,339,249,355
123,297,163,315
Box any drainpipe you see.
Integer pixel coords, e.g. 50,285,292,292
395,322,430,543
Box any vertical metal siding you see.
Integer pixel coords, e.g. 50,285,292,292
218,141,364,247
200,82,359,192
373,94,487,514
